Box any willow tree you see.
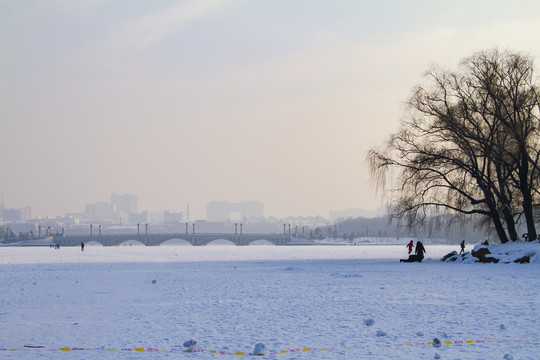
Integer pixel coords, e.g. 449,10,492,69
368,49,540,243
466,50,540,240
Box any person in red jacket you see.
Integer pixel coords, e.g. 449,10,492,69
406,240,414,254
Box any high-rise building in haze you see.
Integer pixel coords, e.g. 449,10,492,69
164,210,183,224
111,194,137,214
2,206,31,222
82,194,138,223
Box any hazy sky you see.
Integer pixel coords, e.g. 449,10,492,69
2,1,540,220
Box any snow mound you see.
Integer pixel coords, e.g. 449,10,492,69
253,343,267,355
183,339,198,351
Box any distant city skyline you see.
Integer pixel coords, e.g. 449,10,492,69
0,187,382,221
2,1,540,220
0,191,380,221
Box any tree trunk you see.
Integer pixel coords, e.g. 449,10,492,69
494,161,518,241
501,204,518,241
519,154,537,240
485,194,509,243
491,212,510,243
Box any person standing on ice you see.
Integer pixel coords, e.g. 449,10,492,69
81,242,85,252
415,241,426,261
459,240,465,254
406,240,414,254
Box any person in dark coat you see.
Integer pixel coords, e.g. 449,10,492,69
81,242,85,252
415,241,426,260
459,240,465,254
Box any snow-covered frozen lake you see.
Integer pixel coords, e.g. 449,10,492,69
1,244,539,359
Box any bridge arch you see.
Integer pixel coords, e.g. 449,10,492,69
85,241,104,247
247,239,275,246
204,239,236,246
159,238,192,246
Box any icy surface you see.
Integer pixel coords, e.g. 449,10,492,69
1,244,539,359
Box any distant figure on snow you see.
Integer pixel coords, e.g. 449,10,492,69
459,240,465,254
81,242,85,252
406,240,414,254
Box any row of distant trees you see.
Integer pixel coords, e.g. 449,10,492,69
302,226,390,241
298,214,488,244
369,49,540,243
0,226,35,240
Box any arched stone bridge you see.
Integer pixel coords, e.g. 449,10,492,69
52,233,292,246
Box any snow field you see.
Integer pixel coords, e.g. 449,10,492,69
0,245,539,359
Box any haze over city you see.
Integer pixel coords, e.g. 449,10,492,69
2,1,540,220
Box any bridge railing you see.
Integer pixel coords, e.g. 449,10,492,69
54,232,290,239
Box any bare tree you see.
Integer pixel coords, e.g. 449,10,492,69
465,50,540,240
368,49,540,243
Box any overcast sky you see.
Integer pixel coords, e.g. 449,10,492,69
2,1,540,220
